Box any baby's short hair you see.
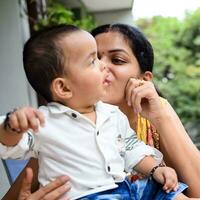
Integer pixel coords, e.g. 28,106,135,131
23,24,80,102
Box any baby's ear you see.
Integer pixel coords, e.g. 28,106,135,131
51,78,72,100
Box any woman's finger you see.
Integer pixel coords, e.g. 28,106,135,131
18,168,70,200
30,176,71,200
34,184,71,200
125,78,144,107
18,168,33,200
131,88,142,113
131,84,150,113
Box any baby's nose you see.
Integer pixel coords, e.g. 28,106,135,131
100,60,108,71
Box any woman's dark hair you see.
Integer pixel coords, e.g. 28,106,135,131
91,24,154,73
23,24,80,102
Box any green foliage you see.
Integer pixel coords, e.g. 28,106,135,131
177,8,200,66
135,9,200,143
33,1,96,31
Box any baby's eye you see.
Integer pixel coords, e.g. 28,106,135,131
91,58,96,65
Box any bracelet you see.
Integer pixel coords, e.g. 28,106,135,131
3,108,21,133
150,163,165,177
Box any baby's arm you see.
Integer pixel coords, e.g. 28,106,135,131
118,108,178,193
0,107,44,146
134,156,178,193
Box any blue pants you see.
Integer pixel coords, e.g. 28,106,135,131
79,178,187,200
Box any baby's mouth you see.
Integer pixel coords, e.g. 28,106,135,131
103,74,112,86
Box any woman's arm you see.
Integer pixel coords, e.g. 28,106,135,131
152,101,200,197
2,158,71,200
126,79,200,197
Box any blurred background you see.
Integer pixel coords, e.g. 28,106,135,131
0,0,199,198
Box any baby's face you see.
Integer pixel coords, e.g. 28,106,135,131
60,30,109,108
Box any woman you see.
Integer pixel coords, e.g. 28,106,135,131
92,24,200,197
3,23,200,199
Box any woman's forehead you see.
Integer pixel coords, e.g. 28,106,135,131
95,32,132,53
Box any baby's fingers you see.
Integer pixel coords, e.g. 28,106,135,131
173,183,179,192
28,117,40,132
34,109,45,127
8,112,21,131
163,175,178,192
8,107,45,133
163,182,178,193
26,109,45,132
15,110,30,132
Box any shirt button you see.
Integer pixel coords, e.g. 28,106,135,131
107,165,111,172
71,113,77,118
97,131,99,135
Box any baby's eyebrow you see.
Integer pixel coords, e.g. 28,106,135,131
86,51,97,60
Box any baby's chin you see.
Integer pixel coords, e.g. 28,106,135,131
100,91,124,106
100,94,116,105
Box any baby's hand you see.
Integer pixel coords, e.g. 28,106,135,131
152,166,179,193
6,107,45,133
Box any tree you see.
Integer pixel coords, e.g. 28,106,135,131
23,0,96,33
135,10,200,145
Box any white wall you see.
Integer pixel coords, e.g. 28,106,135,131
93,9,133,26
0,0,37,115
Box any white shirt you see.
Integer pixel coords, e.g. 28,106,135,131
0,101,162,199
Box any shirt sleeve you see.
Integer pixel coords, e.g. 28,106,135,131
0,131,38,160
117,111,163,173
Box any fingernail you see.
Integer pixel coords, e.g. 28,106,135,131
33,129,38,133
64,183,71,190
60,176,69,182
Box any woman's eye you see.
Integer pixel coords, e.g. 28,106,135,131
112,58,126,65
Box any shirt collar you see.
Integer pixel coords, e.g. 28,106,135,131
47,101,118,116
47,102,74,114
95,101,118,115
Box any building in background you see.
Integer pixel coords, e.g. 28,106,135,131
64,0,134,25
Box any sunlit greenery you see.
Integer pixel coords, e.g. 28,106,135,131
136,8,200,145
33,1,96,31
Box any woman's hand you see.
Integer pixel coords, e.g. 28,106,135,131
18,168,71,200
125,78,165,121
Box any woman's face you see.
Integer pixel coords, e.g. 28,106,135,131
95,31,142,105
